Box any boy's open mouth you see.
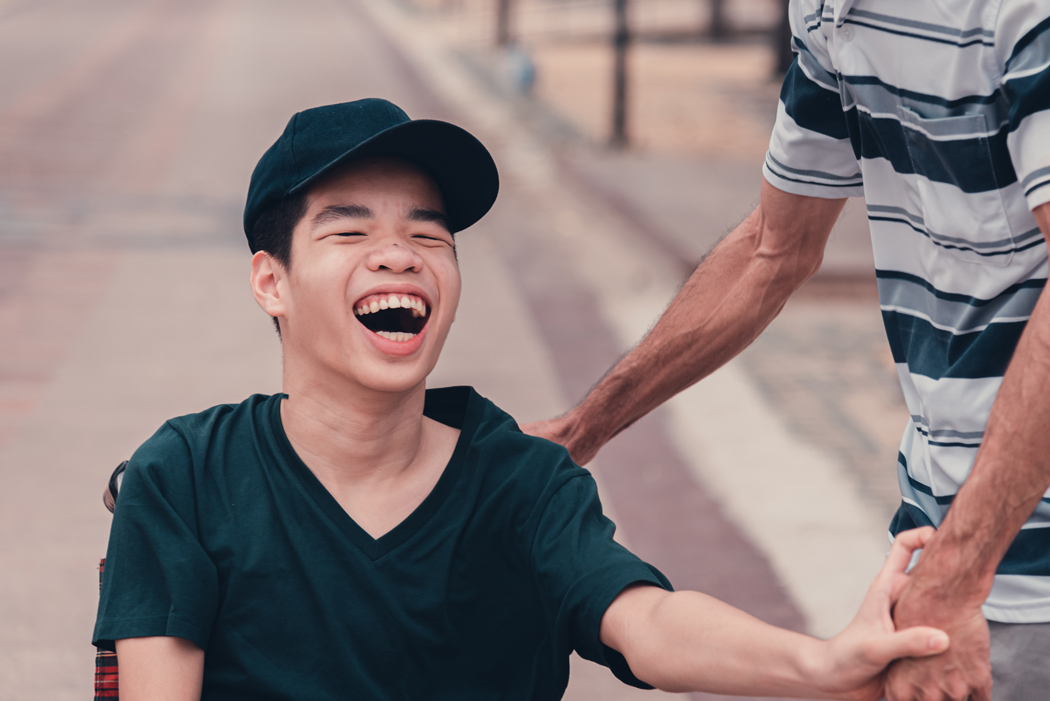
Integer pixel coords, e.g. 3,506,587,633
354,292,429,342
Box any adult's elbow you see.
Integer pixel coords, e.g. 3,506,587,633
755,238,825,291
796,245,825,284
752,184,842,288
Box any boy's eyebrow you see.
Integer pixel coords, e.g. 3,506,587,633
406,207,448,229
312,204,373,228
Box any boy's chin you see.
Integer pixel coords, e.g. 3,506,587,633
292,336,443,396
360,376,428,396
349,360,434,396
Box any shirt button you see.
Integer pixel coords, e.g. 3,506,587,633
841,25,855,41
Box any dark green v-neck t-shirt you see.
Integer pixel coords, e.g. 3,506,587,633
93,387,671,700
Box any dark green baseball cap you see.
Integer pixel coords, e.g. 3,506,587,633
243,98,499,251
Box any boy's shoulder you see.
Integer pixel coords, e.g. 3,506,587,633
441,385,590,495
436,385,574,455
127,393,278,482
161,393,276,439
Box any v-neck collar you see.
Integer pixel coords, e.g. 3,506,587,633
270,387,476,561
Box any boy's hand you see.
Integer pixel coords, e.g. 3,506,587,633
816,527,950,700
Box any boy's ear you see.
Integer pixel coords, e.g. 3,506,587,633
250,251,288,321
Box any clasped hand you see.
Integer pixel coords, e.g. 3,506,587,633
884,560,991,701
818,527,954,701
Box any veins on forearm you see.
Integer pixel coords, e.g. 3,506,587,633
585,232,794,428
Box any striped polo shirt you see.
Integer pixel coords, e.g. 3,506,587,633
763,0,1050,622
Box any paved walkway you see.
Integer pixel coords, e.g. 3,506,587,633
0,0,906,699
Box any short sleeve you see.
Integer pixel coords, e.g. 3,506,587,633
92,423,219,651
527,471,672,689
998,2,1050,210
763,0,865,198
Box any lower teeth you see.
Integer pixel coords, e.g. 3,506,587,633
375,330,416,342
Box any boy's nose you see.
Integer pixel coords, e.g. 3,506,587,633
367,241,423,273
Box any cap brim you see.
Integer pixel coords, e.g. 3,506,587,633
288,119,499,234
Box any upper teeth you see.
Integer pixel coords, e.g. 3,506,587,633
355,293,427,317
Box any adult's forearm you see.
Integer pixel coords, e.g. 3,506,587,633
902,204,1050,611
570,216,792,449
562,183,845,461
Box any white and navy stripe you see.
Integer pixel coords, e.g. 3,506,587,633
764,0,1050,622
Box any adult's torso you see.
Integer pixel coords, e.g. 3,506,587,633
792,0,1050,621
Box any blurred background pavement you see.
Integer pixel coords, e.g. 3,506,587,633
0,0,907,698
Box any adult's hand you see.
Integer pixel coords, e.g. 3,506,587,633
522,411,597,465
884,576,991,701
818,526,951,701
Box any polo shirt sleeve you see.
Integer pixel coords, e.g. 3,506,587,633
762,0,865,198
997,2,1050,210
527,466,672,689
92,423,219,651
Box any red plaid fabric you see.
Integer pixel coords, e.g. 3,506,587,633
95,558,119,699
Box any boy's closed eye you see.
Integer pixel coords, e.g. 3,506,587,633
412,233,453,246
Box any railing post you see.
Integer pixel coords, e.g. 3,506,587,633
709,0,727,39
609,0,629,148
496,0,512,46
773,0,794,74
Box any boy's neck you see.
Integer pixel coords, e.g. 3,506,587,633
278,370,429,486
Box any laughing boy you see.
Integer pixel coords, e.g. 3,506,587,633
93,99,948,700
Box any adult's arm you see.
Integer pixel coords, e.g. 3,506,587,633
115,636,204,701
884,203,1050,701
601,528,949,700
525,180,845,464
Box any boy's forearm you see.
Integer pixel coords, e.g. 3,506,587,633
555,184,845,463
603,529,950,700
604,587,829,698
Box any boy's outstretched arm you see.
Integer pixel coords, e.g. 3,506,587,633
115,636,204,701
600,528,949,700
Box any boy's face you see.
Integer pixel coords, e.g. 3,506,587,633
262,156,461,395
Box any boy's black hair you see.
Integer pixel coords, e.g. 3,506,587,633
251,192,309,337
